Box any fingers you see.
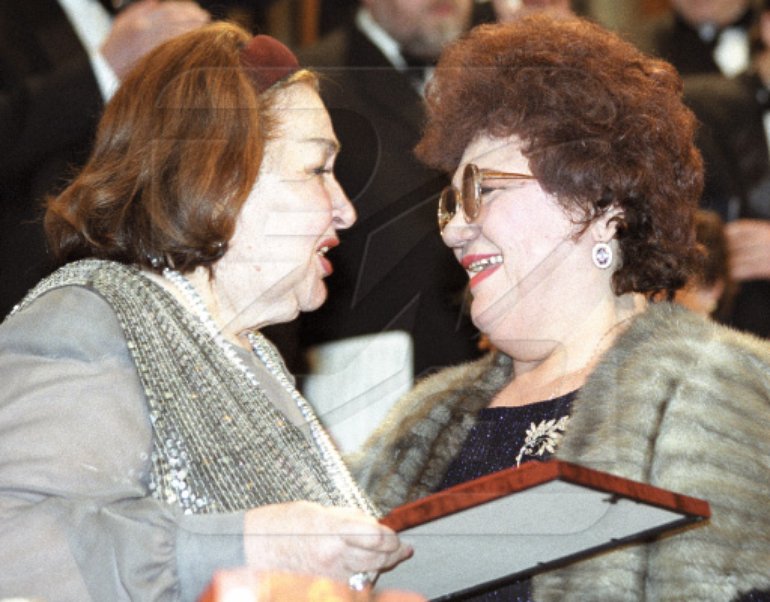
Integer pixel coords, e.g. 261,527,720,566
293,504,412,576
335,517,412,574
242,502,412,581
340,523,404,557
341,535,412,573
725,219,770,281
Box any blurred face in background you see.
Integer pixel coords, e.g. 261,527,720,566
492,0,572,23
670,0,751,28
364,0,474,60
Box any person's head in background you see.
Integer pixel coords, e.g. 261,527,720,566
670,0,752,29
749,1,770,75
492,0,572,23
361,0,474,60
675,210,736,319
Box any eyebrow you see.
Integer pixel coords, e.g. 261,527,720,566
300,137,340,155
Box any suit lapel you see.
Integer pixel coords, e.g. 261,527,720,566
5,0,90,71
344,26,425,133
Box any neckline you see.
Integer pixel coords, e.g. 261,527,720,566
482,389,578,412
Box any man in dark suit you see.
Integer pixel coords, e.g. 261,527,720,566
628,0,756,77
293,0,485,382
0,0,208,317
683,2,770,337
267,0,491,449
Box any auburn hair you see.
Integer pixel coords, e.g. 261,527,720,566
46,22,315,273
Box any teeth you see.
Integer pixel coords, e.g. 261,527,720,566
468,255,503,274
316,246,329,257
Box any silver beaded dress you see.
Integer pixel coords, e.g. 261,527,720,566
0,260,372,601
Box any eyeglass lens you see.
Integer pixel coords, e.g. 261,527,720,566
438,165,479,231
461,164,480,221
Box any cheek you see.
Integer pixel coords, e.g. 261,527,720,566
260,214,331,264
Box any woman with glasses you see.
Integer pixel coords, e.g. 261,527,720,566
354,14,770,602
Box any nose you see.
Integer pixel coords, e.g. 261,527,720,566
331,178,356,230
441,209,479,248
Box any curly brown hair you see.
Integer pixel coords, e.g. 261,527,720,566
45,22,315,273
416,15,704,298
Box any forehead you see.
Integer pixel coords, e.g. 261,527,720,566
270,83,335,140
457,134,529,174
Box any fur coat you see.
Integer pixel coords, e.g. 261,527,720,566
354,303,770,601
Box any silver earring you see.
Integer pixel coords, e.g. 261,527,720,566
592,242,613,269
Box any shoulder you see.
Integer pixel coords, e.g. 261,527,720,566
563,302,770,465
0,285,130,363
350,352,509,510
297,26,352,67
588,302,770,401
373,352,507,438
614,301,770,372
352,353,508,474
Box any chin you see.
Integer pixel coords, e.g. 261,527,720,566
469,295,504,336
298,282,328,313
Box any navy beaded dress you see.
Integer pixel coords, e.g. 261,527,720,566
434,391,576,602
432,390,770,602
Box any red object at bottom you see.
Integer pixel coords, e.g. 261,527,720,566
199,569,425,602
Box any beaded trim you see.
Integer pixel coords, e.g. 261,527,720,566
161,267,378,515
14,260,378,516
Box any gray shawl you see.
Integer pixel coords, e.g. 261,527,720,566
355,302,770,600
15,259,357,515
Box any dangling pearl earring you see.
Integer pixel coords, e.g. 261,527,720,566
592,242,613,269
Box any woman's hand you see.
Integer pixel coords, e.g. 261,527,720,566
243,501,412,582
725,219,770,281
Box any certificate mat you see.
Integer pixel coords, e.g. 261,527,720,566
376,460,710,600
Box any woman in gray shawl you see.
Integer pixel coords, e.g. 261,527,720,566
0,22,410,601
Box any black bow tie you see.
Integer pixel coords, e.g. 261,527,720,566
401,51,435,89
401,51,434,71
95,0,115,14
96,0,134,15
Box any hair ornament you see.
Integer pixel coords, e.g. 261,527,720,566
239,35,300,93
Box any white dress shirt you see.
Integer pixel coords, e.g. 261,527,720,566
57,0,119,99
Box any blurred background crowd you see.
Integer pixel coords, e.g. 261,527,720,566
3,0,770,447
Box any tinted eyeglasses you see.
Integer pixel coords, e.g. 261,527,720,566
438,163,537,232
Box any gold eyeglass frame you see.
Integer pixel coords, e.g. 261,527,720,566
438,163,536,231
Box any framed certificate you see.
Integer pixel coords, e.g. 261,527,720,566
377,460,710,600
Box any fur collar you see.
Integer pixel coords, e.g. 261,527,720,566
355,303,770,600
353,351,512,513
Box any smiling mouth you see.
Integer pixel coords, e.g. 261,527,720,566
467,255,503,275
316,245,330,257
